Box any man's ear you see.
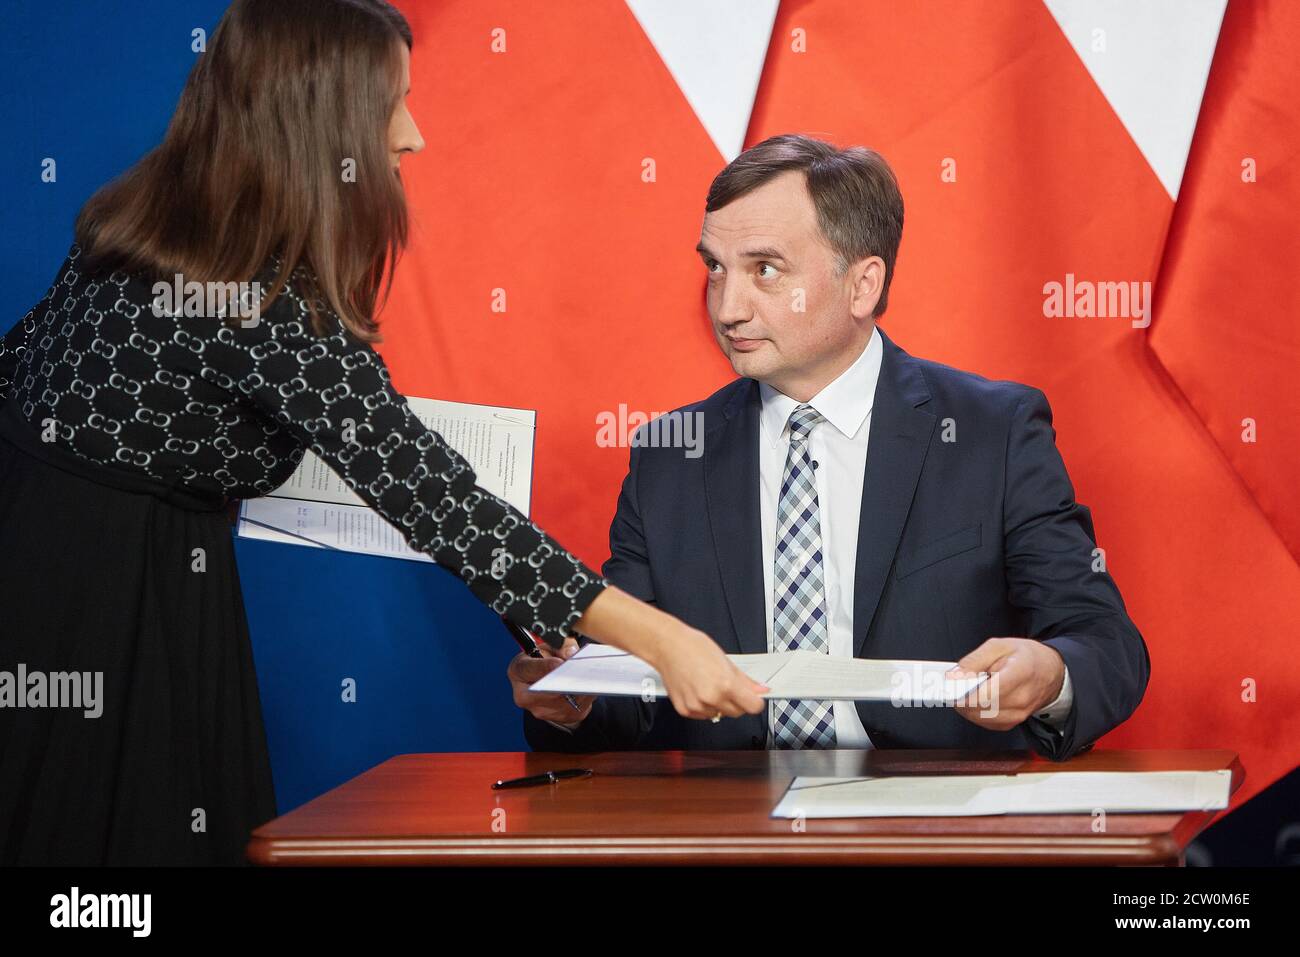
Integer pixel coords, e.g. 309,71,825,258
848,256,886,320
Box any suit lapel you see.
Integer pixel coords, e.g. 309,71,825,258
703,380,768,656
853,329,937,658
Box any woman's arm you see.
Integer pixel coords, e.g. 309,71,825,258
231,296,600,646
571,585,769,719
223,287,766,718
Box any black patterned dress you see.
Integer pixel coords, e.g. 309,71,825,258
0,243,608,864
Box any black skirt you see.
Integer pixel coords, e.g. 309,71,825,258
0,403,277,865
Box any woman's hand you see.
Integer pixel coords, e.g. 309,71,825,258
647,622,768,719
571,585,767,720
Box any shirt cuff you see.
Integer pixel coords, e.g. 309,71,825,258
1033,663,1073,731
544,718,582,734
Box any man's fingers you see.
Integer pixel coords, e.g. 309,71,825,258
522,691,596,724
527,637,578,660
508,652,565,683
949,637,1014,676
951,672,994,708
507,649,593,725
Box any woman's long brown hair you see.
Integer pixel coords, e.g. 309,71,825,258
74,0,413,341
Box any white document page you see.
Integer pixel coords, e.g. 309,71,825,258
529,644,989,704
238,396,535,560
771,770,1233,818
237,497,437,561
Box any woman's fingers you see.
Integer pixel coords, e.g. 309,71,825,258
712,670,767,717
736,676,768,713
669,670,767,720
650,623,771,721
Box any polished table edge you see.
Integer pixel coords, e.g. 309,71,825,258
246,832,1195,866
247,749,1241,867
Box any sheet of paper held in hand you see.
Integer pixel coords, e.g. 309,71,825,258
769,770,1233,818
237,396,535,560
528,643,991,705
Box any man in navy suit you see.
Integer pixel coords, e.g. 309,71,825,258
510,134,1149,760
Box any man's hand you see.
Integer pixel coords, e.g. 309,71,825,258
507,637,597,728
945,637,1065,731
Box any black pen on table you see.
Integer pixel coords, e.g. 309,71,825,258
492,768,593,790
501,618,583,712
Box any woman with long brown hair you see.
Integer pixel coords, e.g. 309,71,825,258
0,0,765,865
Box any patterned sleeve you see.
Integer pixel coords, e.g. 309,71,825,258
0,312,36,402
220,284,609,648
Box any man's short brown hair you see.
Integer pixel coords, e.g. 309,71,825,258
705,134,904,318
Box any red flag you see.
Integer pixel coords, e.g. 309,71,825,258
381,0,1298,807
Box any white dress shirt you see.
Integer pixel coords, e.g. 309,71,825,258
758,328,881,748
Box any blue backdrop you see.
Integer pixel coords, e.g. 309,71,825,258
0,0,529,814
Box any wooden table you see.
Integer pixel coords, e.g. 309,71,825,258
247,749,1242,866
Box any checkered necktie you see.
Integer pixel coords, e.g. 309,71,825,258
770,404,836,749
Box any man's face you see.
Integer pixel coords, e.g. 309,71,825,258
697,170,878,400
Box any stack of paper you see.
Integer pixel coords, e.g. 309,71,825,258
237,397,536,561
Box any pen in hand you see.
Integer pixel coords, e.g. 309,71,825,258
501,618,583,711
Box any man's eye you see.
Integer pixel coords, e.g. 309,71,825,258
706,261,722,273
757,263,777,278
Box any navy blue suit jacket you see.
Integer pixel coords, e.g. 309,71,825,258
525,329,1149,760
